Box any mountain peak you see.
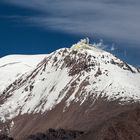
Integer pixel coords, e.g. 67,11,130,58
71,38,105,56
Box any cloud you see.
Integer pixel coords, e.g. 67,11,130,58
110,44,116,51
2,0,140,47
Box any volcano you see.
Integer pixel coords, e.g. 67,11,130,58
0,39,140,140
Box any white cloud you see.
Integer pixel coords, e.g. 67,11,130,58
110,44,116,51
2,0,140,47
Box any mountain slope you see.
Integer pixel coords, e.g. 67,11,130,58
75,107,140,140
0,55,46,93
0,39,140,139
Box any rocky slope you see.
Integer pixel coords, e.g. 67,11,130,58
0,54,46,93
0,39,140,140
76,106,140,140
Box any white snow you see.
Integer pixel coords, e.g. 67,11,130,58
0,54,46,92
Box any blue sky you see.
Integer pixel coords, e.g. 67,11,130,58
0,1,140,67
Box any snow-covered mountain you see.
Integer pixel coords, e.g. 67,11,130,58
0,39,140,140
0,54,46,92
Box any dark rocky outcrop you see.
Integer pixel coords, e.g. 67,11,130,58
0,134,13,140
0,128,84,140
27,128,84,140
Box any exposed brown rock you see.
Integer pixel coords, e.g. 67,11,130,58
76,107,140,140
8,99,140,140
